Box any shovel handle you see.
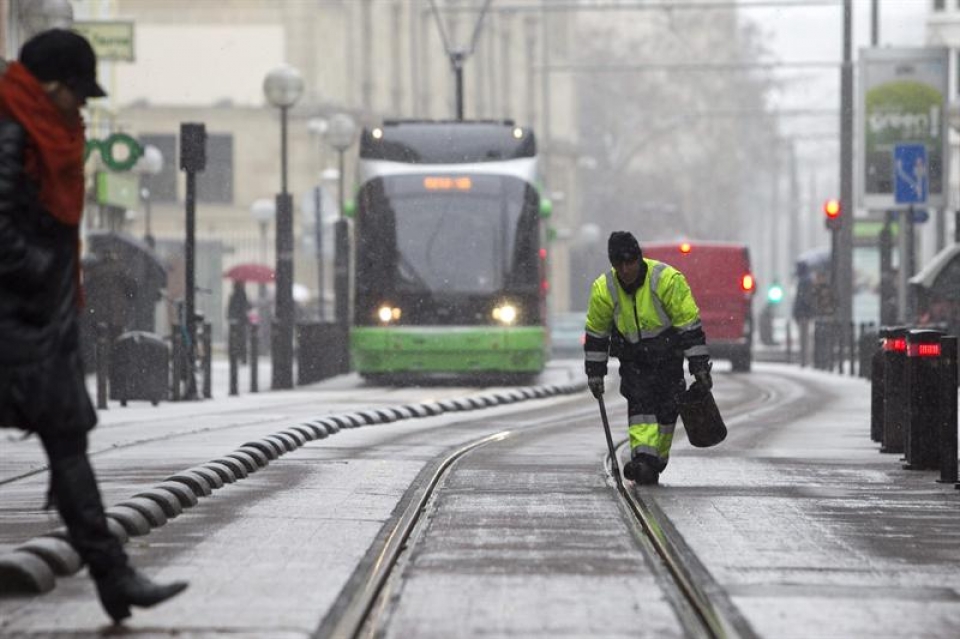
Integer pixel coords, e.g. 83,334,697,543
597,395,624,491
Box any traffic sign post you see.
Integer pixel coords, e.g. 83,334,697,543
894,144,927,206
893,143,926,323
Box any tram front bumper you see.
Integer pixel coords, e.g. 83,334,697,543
350,326,547,373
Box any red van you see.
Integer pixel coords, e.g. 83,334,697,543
641,241,755,371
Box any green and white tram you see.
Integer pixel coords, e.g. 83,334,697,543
350,120,549,382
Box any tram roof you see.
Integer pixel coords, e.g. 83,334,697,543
360,120,537,164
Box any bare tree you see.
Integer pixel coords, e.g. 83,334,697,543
575,9,780,244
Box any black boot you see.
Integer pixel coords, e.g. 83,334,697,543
95,567,188,623
623,453,660,485
633,461,660,485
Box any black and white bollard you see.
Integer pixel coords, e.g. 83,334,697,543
903,329,943,471
880,326,908,455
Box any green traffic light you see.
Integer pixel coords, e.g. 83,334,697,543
767,284,784,304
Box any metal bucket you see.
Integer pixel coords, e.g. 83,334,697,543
677,382,727,448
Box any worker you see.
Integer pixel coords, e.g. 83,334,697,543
584,231,712,484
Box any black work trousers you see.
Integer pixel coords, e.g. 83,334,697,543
619,353,686,467
38,430,127,579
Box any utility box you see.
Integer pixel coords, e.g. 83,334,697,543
110,331,170,406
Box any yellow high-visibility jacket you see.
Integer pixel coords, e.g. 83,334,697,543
584,258,708,377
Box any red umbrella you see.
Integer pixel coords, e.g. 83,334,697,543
223,263,275,283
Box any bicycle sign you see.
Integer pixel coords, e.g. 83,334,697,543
894,143,927,205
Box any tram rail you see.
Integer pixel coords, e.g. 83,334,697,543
321,372,788,639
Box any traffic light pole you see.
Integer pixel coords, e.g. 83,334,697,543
837,0,855,329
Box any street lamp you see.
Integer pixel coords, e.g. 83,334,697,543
263,64,304,390
323,113,357,336
133,144,163,248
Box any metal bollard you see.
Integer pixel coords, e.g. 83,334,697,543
228,319,239,396
170,326,182,402
202,321,212,399
250,324,259,393
880,326,908,455
938,336,958,485
95,323,108,410
848,322,857,377
903,329,943,471
785,319,792,364
813,320,825,369
870,334,884,443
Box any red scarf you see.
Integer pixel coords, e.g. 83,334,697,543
0,62,85,225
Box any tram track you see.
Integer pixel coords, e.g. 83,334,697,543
319,370,799,639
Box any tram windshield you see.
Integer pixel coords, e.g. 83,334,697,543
356,173,538,295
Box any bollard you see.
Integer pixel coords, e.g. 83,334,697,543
903,329,943,471
171,326,182,402
813,320,825,369
938,336,958,485
228,320,239,396
249,324,259,393
785,319,793,364
880,326,908,455
95,323,108,410
848,322,857,377
859,323,877,380
202,321,212,399
869,333,884,443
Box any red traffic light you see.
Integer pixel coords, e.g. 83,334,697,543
823,198,841,230
824,199,841,218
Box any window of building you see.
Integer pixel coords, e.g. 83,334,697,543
138,134,177,203
197,134,234,204
933,0,944,12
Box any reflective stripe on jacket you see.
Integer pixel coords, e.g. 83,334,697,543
583,258,707,377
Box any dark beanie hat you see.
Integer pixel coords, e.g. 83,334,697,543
608,231,642,264
19,29,107,99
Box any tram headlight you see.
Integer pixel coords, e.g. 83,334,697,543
377,305,402,323
492,303,518,325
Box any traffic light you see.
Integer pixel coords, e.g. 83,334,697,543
823,198,841,231
767,282,784,305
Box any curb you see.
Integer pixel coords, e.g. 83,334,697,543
0,380,587,593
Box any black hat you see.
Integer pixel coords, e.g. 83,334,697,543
608,231,642,264
19,29,107,99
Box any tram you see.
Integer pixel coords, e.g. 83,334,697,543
350,120,549,382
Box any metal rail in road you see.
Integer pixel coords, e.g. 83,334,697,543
321,380,779,639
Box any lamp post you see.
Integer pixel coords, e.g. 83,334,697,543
308,118,329,321
323,114,357,338
134,144,163,248
263,64,304,390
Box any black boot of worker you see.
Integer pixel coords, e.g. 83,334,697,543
95,567,188,623
623,453,660,485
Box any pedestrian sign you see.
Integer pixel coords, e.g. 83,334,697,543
894,144,927,205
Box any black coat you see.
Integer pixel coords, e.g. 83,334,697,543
0,119,96,434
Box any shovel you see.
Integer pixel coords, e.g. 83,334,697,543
596,395,624,492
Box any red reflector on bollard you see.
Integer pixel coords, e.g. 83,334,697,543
883,337,907,352
907,342,941,358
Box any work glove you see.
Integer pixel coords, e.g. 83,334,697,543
688,356,713,391
587,376,604,398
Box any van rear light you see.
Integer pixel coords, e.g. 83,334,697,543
679,242,692,254
741,274,755,292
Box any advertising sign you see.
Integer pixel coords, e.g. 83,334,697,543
73,21,135,62
859,47,949,210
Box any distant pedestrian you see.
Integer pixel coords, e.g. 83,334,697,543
793,263,816,366
0,30,186,623
226,279,250,363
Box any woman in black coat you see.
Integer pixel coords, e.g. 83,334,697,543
0,30,185,623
